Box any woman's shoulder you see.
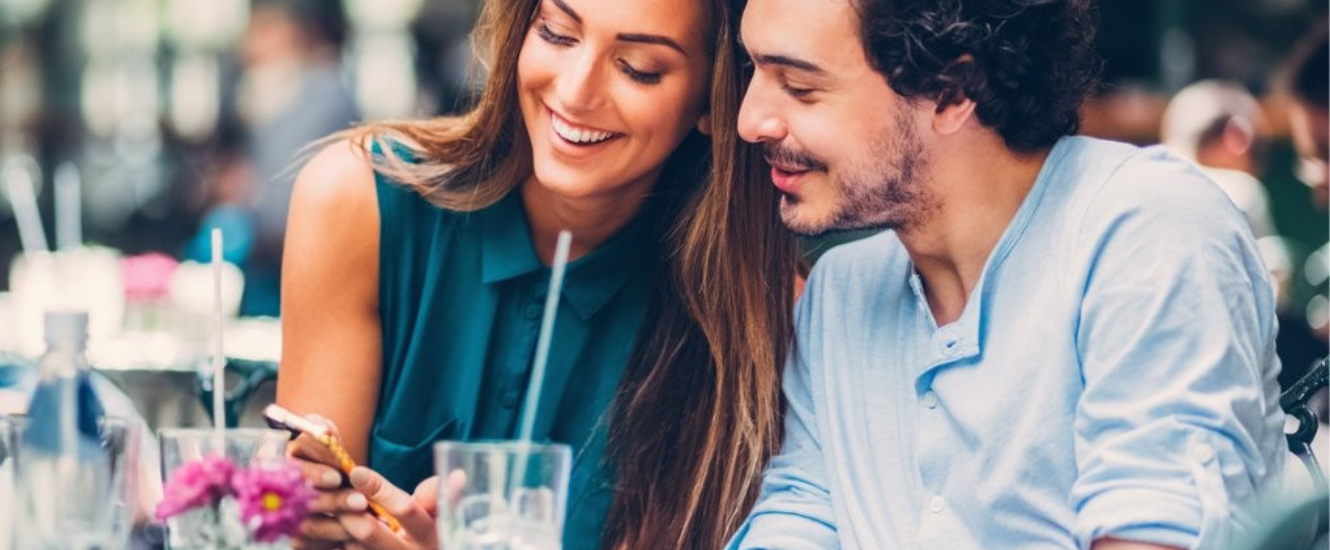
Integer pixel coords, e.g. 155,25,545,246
294,136,445,224
291,138,379,217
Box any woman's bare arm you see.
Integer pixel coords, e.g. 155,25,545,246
276,140,382,463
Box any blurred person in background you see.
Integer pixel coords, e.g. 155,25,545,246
1281,23,1329,470
1161,76,1328,391
206,0,359,316
277,0,797,549
1272,23,1328,388
1161,79,1276,239
1284,25,1329,211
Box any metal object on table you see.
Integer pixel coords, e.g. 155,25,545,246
1282,358,1328,477
196,358,279,428
1279,356,1329,545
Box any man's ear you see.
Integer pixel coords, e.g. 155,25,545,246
933,95,977,136
932,55,979,136
696,110,713,136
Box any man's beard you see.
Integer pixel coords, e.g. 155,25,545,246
771,110,935,236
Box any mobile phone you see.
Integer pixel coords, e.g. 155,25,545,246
263,404,402,533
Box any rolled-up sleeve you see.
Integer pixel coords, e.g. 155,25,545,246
727,283,839,550
1070,158,1285,549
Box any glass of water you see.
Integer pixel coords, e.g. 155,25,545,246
434,441,572,550
0,415,16,550
3,415,141,550
158,428,289,550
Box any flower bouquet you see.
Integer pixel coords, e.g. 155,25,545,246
156,455,314,549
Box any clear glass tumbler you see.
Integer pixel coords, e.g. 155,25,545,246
434,441,572,550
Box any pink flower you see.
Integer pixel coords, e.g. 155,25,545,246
232,461,316,542
122,252,178,302
155,455,237,521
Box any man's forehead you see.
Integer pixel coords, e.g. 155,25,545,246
740,0,865,70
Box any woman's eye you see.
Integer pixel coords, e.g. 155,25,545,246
618,60,662,85
536,21,576,46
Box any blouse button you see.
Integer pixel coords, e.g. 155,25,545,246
524,302,542,319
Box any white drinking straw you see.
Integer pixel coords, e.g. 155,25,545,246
2,155,48,254
54,162,81,251
518,230,572,443
211,228,226,447
508,230,571,512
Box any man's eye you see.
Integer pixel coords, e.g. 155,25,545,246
783,83,814,98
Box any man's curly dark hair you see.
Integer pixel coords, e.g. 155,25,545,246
855,0,1100,153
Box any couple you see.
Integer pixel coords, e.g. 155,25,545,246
276,0,1287,549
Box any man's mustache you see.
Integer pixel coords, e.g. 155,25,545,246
763,143,828,172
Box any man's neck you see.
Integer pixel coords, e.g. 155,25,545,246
899,135,1053,326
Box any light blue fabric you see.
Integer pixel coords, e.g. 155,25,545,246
728,136,1287,550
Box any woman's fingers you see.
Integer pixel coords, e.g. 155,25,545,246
411,476,438,517
292,455,347,490
347,466,437,547
339,513,414,550
411,469,468,516
445,469,467,508
297,515,356,542
309,488,372,514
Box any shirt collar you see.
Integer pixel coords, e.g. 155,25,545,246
480,192,543,284
911,137,1072,372
479,191,658,320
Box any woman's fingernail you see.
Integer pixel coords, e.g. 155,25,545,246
343,513,372,540
323,470,342,487
347,492,368,510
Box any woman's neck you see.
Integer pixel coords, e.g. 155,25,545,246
520,177,653,264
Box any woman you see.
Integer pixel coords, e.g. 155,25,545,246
276,0,796,547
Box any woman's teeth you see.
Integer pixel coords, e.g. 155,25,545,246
552,114,615,144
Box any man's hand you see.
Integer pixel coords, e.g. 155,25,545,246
1091,538,1184,550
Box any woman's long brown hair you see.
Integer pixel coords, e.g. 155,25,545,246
337,0,794,547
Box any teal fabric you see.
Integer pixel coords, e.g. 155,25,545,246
369,173,658,550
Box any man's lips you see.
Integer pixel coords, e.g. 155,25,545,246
771,165,811,194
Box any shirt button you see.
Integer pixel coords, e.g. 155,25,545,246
928,495,945,514
922,391,939,409
1190,443,1215,464
935,326,963,356
524,302,542,319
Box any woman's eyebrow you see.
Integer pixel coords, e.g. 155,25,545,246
617,33,687,56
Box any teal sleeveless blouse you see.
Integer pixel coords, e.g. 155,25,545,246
369,172,658,549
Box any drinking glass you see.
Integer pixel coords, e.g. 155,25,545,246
5,415,141,550
158,428,288,550
434,441,572,550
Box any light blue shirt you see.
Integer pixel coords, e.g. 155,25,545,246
729,137,1286,550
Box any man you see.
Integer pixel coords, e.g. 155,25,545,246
728,0,1286,548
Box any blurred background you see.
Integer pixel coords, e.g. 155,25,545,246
0,0,1323,455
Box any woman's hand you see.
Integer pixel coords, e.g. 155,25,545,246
287,416,374,550
336,467,440,550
